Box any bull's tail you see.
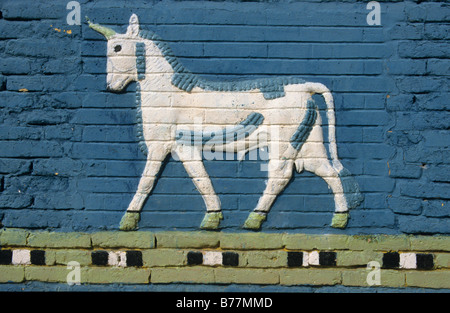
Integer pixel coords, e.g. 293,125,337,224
307,83,364,210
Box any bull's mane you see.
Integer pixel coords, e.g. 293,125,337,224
138,28,306,100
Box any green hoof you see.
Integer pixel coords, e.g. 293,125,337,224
200,212,223,230
119,212,140,231
331,212,349,229
243,212,266,230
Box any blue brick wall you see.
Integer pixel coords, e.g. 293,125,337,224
0,0,448,234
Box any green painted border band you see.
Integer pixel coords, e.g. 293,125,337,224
1,229,449,289
1,229,449,251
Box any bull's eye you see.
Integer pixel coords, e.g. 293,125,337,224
114,45,122,52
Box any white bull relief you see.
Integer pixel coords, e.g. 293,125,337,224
87,14,363,231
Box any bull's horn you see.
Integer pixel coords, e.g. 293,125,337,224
86,16,116,39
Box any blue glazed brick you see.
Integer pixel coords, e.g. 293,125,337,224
84,193,134,211
398,215,450,234
0,159,31,174
82,126,136,142
399,181,450,200
33,158,83,177
388,163,422,179
0,194,33,209
424,165,450,183
264,212,330,229
0,0,447,238
41,58,82,75
72,109,135,125
0,141,63,158
71,143,141,160
33,193,84,210
399,41,450,58
387,196,422,215
348,209,395,228
0,57,32,74
427,59,450,76
423,200,450,218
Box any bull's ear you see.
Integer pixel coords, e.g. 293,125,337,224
127,14,140,37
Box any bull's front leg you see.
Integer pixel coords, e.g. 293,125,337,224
173,144,223,230
119,142,171,231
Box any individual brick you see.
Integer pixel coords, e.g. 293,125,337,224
151,267,215,284
30,250,45,266
346,235,410,251
319,252,337,267
91,250,109,266
283,234,349,250
0,265,25,283
280,268,341,286
90,231,155,249
125,250,143,267
202,251,223,266
337,251,383,267
243,251,287,268
382,252,400,269
222,252,239,267
187,251,203,265
220,233,283,250
141,249,186,267
54,250,92,266
12,249,30,265
342,269,405,288
0,249,12,265
215,268,279,285
86,267,150,284
406,271,450,289
27,231,91,248
0,228,29,246
287,252,303,267
155,231,220,249
434,253,450,269
24,266,70,283
409,236,450,251
416,254,434,270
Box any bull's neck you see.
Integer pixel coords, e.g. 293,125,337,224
136,37,175,88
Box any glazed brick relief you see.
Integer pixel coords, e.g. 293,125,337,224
0,0,448,291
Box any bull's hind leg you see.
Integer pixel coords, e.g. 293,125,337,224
243,158,295,230
120,143,170,231
174,145,222,230
303,157,350,229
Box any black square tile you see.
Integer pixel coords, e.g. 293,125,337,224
0,249,12,265
30,250,46,265
91,250,109,266
126,250,143,267
222,252,239,267
416,254,434,270
382,252,400,269
187,251,203,265
319,252,337,266
287,252,303,267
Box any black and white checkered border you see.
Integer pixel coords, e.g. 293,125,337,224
186,250,337,267
0,249,46,265
0,249,437,270
287,251,337,267
187,251,239,266
382,252,434,270
91,250,143,267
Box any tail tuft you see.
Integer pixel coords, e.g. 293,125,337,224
339,168,364,209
